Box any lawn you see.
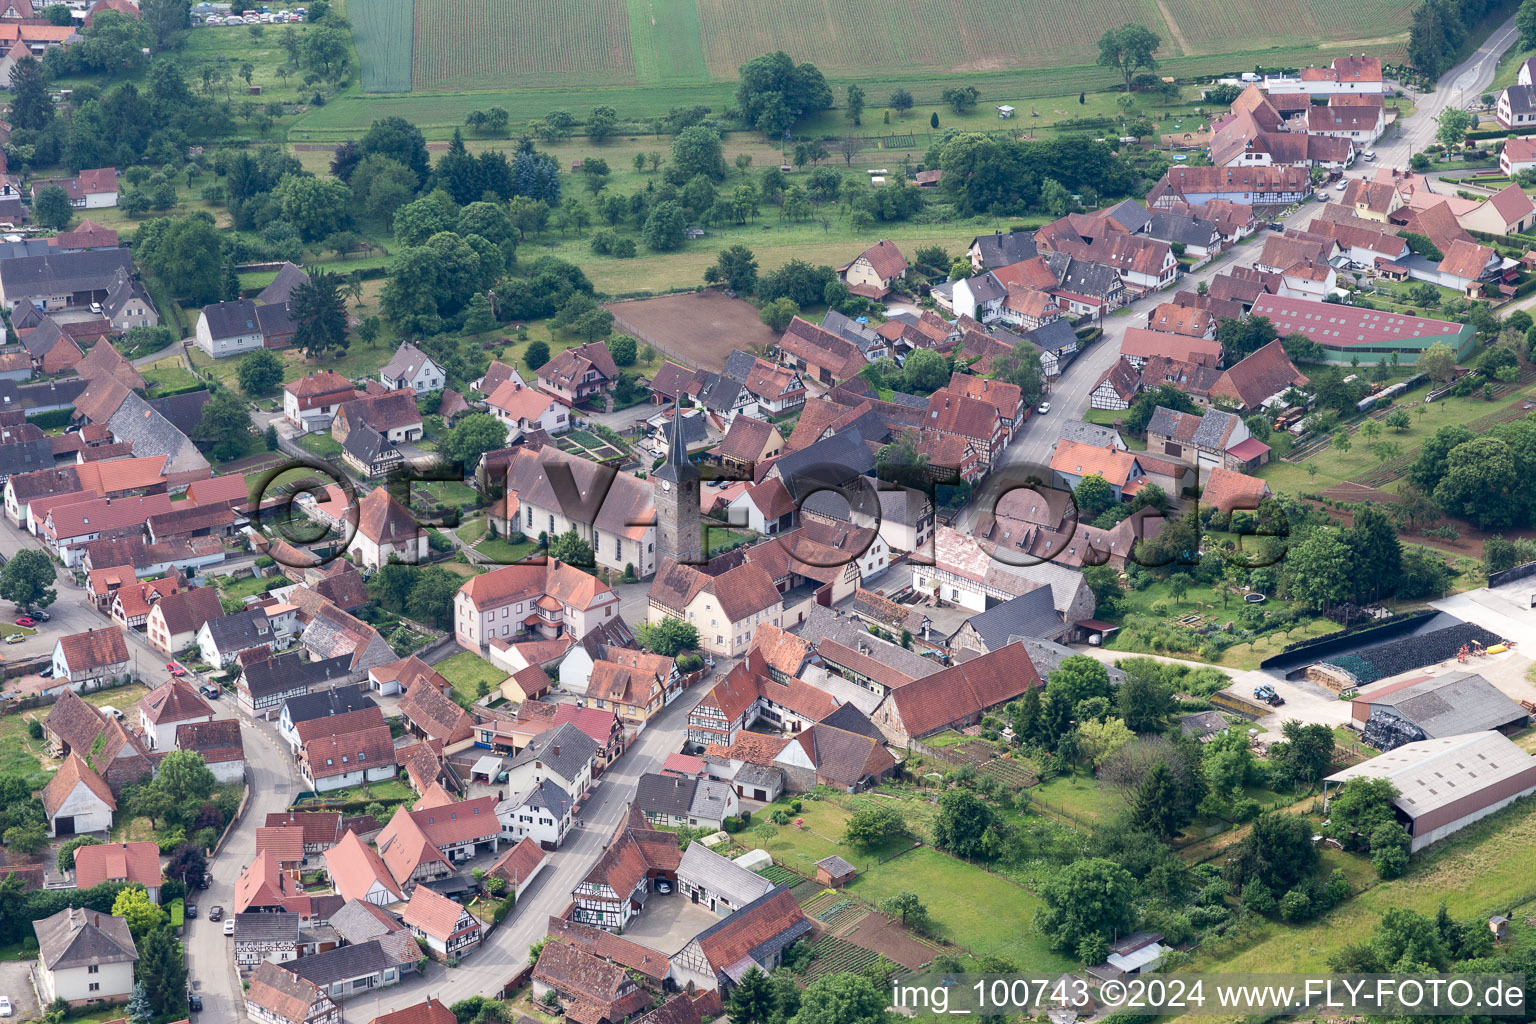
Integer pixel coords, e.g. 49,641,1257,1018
1258,382,1536,495
749,797,914,877
1028,773,1127,825
213,573,283,602
141,357,203,397
292,776,416,807
475,536,537,565
434,650,505,701
413,479,483,510
296,432,344,459
456,515,488,544
1192,794,1536,975
848,846,1072,971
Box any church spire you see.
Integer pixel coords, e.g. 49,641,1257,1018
655,393,699,483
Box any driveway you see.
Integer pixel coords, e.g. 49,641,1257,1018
618,895,723,955
0,960,36,1022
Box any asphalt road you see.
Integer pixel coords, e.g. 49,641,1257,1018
1374,14,1520,170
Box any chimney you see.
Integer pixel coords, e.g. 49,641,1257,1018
552,745,560,757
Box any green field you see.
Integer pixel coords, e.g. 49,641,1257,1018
435,650,505,700
341,0,1417,103
350,0,414,92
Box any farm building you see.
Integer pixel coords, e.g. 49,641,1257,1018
1351,671,1529,750
1323,731,1536,852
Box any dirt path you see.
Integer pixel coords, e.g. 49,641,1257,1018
1154,0,1194,55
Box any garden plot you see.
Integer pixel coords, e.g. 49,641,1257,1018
557,429,628,463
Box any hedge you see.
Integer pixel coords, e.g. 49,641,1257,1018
27,408,72,429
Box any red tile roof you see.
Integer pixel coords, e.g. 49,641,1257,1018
264,810,342,848
42,754,116,817
848,239,908,281
1210,339,1309,410
888,642,1041,738
324,828,404,904
255,825,307,864
139,677,212,725
1201,466,1271,513
400,884,473,942
368,997,457,1024
300,724,395,780
57,627,130,672
72,841,159,890
696,888,808,971
174,718,243,764
487,837,546,888
1119,327,1222,366
545,914,671,982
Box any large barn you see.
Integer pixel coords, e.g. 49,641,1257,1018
1350,671,1529,750
1324,732,1536,852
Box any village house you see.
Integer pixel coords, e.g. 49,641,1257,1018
454,557,621,652
283,372,358,434
1501,137,1536,176
136,676,214,748
195,299,264,358
51,626,131,691
279,684,380,752
872,641,1040,745
42,754,115,837
647,557,784,658
348,486,427,569
72,841,161,901
1458,182,1535,237
1208,339,1309,413
42,492,174,567
776,317,867,384
685,649,836,748
107,571,184,631
234,913,303,974
496,779,573,851
331,389,423,445
537,340,618,406
236,651,350,721
633,772,739,830
671,888,811,991
397,679,476,753
245,961,341,1024
340,426,404,480
504,722,599,803
30,167,119,209
401,885,482,959
838,239,908,298
176,718,246,784
380,342,446,392
324,829,405,906
33,907,137,1009
532,940,652,1023
487,380,569,440
298,721,397,793
198,607,278,669
376,796,503,892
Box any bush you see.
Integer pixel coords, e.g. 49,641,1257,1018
27,719,42,740
770,809,791,825
1278,888,1313,923
722,815,743,833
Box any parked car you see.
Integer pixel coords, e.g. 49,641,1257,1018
167,661,187,677
223,919,235,936
188,993,202,1013
0,995,12,1017
14,617,35,628
33,610,48,621
186,903,198,919
208,906,223,921
1335,179,1348,191
3,635,23,645
199,684,220,700
38,665,53,678
1037,402,1050,415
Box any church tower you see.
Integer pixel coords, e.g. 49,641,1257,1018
653,394,702,566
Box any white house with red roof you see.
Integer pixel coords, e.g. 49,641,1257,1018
283,371,358,433
30,168,118,209
400,885,482,959
349,487,427,570
838,239,908,299
72,841,161,901
137,676,214,748
324,829,404,906
1263,55,1383,97
1501,137,1536,177
486,379,569,440
454,559,620,652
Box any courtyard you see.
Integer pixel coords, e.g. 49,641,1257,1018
620,891,727,955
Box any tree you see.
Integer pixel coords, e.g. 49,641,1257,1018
1,822,45,854
237,349,285,395
1437,107,1473,148
759,297,799,332
113,886,166,939
642,200,688,252
141,0,190,48
33,185,73,231
881,891,927,926
1224,812,1318,891
1040,177,1071,216
1419,341,1458,385
846,83,865,125
525,341,550,370
932,789,997,859
165,842,208,889
440,413,508,471
1131,762,1185,837
1522,0,1536,50
706,244,758,293
0,547,54,613
1269,720,1336,787
1280,528,1352,613
126,981,155,1024
155,750,217,806
291,269,349,360
889,88,914,116
790,971,889,1024
991,343,1044,406
941,85,981,113
1115,662,1173,732
636,616,699,657
609,335,637,367
193,390,253,461
1077,717,1134,767
1323,777,1401,850
736,52,834,136
1097,23,1161,93
671,124,728,181
843,804,906,850
138,925,187,1016
1036,857,1138,953
587,104,619,141
1072,474,1115,522
9,56,51,130
930,111,940,129
1346,506,1402,602
135,215,226,306
901,348,948,394
548,529,596,567
728,967,778,1024
361,115,431,188
273,174,351,241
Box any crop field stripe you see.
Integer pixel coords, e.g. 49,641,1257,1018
348,0,413,92
411,0,637,92
628,0,708,84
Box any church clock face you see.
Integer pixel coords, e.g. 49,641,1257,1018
661,480,672,491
